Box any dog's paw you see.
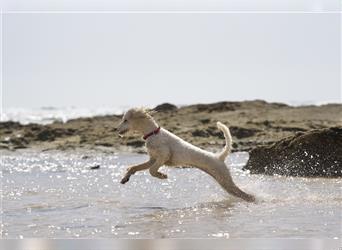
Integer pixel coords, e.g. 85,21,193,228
158,173,168,179
150,171,168,179
120,176,130,184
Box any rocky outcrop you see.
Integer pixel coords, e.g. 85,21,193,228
0,101,341,153
153,103,177,112
244,127,342,177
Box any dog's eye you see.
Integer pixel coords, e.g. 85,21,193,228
124,119,128,123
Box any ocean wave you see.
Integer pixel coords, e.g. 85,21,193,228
1,107,127,125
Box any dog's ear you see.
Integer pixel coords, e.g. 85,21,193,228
138,107,156,117
130,107,154,119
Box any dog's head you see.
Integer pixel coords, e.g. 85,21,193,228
117,108,155,135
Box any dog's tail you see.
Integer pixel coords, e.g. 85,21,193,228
216,122,233,161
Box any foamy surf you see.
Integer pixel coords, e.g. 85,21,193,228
1,106,127,125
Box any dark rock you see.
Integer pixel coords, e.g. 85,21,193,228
0,137,10,144
247,120,272,127
244,127,342,177
3,136,29,149
244,99,289,108
90,165,100,170
192,129,209,137
0,121,23,130
126,140,145,147
36,129,56,141
28,124,42,131
206,126,224,139
272,126,307,132
95,142,113,147
263,120,271,127
36,128,76,141
0,143,10,149
193,102,239,113
230,126,260,139
79,135,87,144
153,103,177,112
55,144,76,150
200,118,211,124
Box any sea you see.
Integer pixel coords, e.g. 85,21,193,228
1,151,341,238
0,106,341,239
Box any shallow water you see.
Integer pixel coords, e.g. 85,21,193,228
1,150,341,238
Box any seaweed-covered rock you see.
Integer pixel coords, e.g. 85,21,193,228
244,127,342,177
2,136,28,149
0,121,23,130
192,129,209,137
36,128,75,141
126,140,145,148
229,126,260,139
153,103,177,112
192,101,239,113
0,101,341,153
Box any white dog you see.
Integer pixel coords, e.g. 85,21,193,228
117,108,255,202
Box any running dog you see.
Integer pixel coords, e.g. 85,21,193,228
117,108,255,202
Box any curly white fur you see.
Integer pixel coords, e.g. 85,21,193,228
117,108,255,202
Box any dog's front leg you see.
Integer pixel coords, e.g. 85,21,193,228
120,159,155,184
149,160,168,180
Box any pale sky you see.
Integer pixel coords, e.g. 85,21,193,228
3,11,341,108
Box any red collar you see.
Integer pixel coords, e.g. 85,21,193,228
143,127,161,140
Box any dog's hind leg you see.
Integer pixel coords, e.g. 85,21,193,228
217,174,255,202
220,181,255,202
199,163,255,202
213,174,255,202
